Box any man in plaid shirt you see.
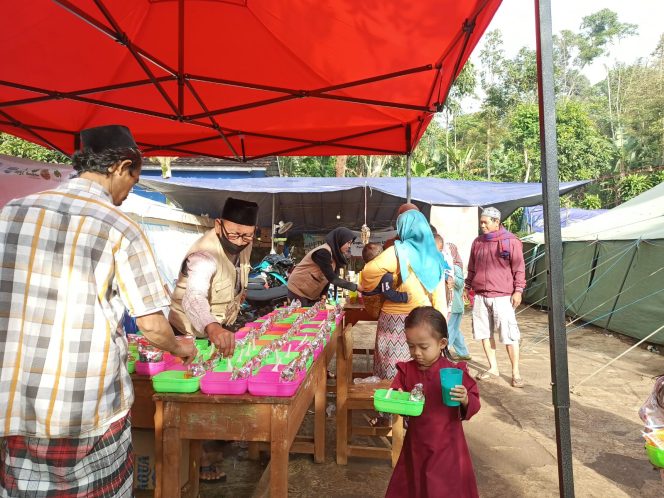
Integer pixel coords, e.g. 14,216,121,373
0,125,196,497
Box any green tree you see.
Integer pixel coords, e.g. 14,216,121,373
0,133,69,164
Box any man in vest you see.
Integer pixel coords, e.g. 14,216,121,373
169,197,258,357
168,197,258,483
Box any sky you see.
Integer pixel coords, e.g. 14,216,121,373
472,0,664,84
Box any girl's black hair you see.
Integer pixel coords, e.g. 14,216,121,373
71,147,142,176
405,306,453,360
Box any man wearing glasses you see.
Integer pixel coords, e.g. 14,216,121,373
169,197,258,358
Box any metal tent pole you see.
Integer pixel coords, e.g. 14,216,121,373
534,1,575,496
406,124,413,203
270,194,276,254
406,154,412,203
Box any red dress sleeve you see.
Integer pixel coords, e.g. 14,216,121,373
390,362,408,391
458,361,480,420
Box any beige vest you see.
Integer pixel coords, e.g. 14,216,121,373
287,244,336,300
169,229,251,337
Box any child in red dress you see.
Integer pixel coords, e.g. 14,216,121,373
386,306,480,498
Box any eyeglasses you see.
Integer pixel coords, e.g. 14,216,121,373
220,221,255,242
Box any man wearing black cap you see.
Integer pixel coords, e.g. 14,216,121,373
169,197,258,355
168,197,258,483
0,125,196,497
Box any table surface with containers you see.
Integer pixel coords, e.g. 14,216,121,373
128,301,343,498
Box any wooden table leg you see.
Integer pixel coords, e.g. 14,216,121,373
161,402,182,498
186,440,201,498
154,400,164,498
248,441,261,461
314,358,326,463
270,405,289,498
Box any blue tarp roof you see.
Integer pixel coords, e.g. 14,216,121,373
138,176,588,232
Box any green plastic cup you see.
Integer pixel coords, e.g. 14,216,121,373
440,368,463,407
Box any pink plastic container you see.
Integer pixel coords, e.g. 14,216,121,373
300,323,320,329
248,367,305,397
200,371,248,395
135,360,166,376
295,330,318,337
281,341,310,353
282,342,323,360
164,363,188,372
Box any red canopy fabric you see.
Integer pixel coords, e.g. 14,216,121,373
1,0,501,161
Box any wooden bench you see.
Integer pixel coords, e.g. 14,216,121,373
335,323,404,467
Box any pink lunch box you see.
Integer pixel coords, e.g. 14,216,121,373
200,371,248,395
248,367,305,397
135,360,166,377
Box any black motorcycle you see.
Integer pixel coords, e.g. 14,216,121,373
237,254,295,324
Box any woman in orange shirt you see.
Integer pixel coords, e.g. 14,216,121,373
359,210,448,379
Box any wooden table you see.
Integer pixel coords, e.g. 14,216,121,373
153,324,338,498
342,302,375,326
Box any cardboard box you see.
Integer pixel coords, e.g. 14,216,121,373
132,428,190,491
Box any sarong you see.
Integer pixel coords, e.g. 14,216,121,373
373,312,410,379
1,415,133,498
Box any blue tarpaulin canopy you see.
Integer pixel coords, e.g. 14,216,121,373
139,176,588,232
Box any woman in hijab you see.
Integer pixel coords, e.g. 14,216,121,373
288,227,358,306
359,210,449,379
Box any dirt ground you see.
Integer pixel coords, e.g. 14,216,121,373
166,307,663,497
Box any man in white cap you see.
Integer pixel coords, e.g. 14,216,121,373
0,125,196,496
464,206,526,388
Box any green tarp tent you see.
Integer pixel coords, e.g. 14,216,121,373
522,181,664,345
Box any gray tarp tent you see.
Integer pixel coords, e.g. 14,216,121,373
139,176,588,232
522,181,664,345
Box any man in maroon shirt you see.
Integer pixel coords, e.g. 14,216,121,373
464,207,526,388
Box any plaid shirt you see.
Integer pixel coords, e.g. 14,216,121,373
0,178,169,438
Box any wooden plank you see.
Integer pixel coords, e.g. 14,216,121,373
161,403,183,498
251,462,271,498
391,414,404,468
336,325,349,465
131,375,156,429
248,441,261,460
290,440,315,455
177,403,271,441
313,349,326,463
153,391,292,404
270,405,289,498
183,440,201,498
154,400,164,498
347,445,392,460
352,426,393,437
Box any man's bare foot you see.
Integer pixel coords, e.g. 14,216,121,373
200,449,226,483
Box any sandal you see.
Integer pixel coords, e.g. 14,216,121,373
475,371,499,381
199,464,227,483
368,415,391,428
512,377,525,388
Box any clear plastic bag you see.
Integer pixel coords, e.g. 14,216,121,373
354,375,382,384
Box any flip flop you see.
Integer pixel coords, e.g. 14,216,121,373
475,371,499,381
199,465,227,484
512,377,525,388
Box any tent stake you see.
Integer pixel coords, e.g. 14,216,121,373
535,0,575,496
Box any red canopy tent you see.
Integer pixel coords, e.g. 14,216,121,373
0,0,500,161
1,1,579,494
